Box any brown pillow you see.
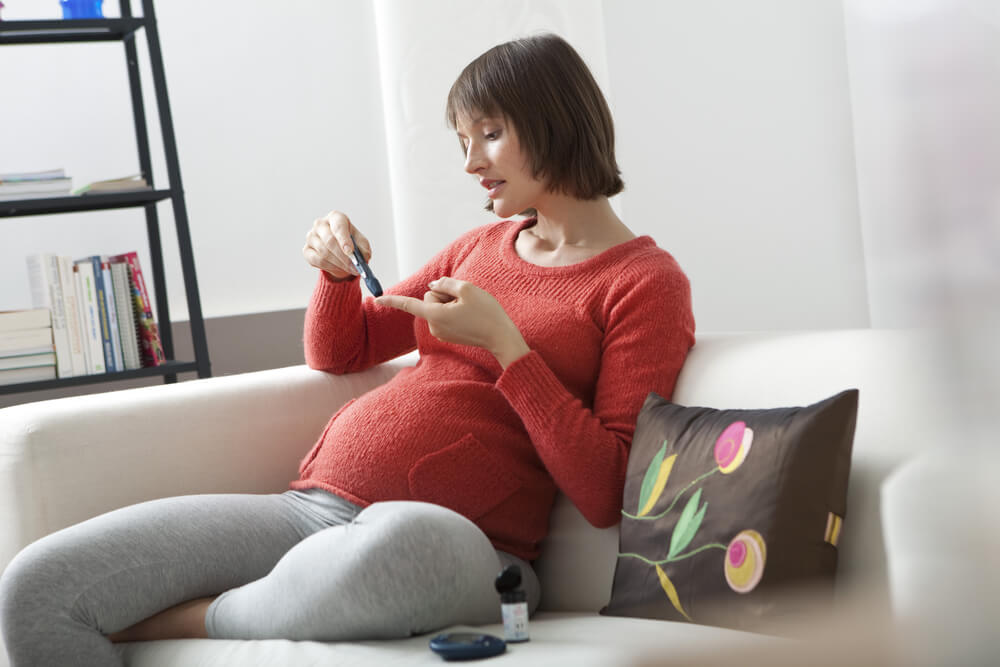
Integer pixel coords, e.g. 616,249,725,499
601,389,858,632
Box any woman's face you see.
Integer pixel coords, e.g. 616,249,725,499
455,112,548,218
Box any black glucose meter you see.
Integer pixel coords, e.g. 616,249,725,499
429,632,506,661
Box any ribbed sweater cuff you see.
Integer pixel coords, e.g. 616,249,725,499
311,271,360,312
496,350,569,427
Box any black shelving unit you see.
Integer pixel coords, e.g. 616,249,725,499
0,0,211,396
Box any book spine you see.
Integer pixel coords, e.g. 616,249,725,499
86,256,116,372
58,255,88,376
0,310,51,332
114,252,165,367
100,258,124,372
45,255,74,378
72,264,94,374
110,261,142,370
0,168,66,181
74,261,106,374
0,365,58,386
0,352,56,371
0,328,54,357
26,253,73,378
0,178,72,195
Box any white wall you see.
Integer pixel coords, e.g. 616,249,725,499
604,0,869,331
2,0,872,333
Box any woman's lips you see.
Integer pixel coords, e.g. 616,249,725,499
482,179,506,198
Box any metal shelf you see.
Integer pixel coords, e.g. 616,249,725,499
1,1,211,402
0,18,146,45
0,190,174,218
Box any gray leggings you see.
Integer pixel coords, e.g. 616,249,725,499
0,489,540,667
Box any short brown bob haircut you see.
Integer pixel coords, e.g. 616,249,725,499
446,33,624,210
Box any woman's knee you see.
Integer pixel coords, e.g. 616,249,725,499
353,501,502,586
1,548,33,637
1,538,74,640
1,537,129,666
351,502,504,627
355,501,494,555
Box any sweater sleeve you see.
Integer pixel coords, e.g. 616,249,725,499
303,226,485,374
495,260,695,528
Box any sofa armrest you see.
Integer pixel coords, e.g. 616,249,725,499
0,355,415,571
880,449,1000,664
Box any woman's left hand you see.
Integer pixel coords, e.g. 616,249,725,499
375,277,530,369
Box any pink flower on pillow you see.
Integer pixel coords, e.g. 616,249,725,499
714,421,753,474
724,529,766,593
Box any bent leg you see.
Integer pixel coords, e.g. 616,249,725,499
0,493,319,667
208,501,540,641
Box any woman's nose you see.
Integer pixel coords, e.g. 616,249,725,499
464,143,486,174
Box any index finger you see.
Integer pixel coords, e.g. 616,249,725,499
426,276,465,297
374,294,431,318
324,211,356,254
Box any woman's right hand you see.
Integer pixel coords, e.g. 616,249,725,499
302,210,373,280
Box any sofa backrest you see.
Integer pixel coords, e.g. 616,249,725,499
534,329,938,614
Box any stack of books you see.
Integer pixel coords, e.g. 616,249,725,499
0,168,72,201
73,174,151,195
26,251,166,380
0,309,57,386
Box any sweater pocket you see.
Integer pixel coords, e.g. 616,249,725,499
407,433,523,520
298,398,356,475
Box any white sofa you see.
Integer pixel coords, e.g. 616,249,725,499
0,329,988,666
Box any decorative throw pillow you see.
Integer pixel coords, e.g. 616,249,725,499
601,389,859,632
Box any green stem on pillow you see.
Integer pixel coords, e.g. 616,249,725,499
666,542,726,562
616,551,667,566
617,542,725,566
621,467,719,521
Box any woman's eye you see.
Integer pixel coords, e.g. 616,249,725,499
485,130,501,140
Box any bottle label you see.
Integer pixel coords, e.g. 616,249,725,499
501,601,529,642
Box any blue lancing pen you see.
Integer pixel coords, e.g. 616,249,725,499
349,233,383,297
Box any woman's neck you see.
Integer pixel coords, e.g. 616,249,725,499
529,196,634,251
515,196,637,267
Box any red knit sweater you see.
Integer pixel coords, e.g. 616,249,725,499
292,219,695,560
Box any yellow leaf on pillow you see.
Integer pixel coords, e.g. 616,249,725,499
655,564,691,622
638,454,676,516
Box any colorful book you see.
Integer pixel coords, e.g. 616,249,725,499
99,257,124,372
26,254,74,378
110,260,142,370
77,256,117,372
73,261,106,374
109,252,165,367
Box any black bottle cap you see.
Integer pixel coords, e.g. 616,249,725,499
494,565,522,594
495,565,525,603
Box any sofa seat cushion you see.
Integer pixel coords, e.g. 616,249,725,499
117,613,782,667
